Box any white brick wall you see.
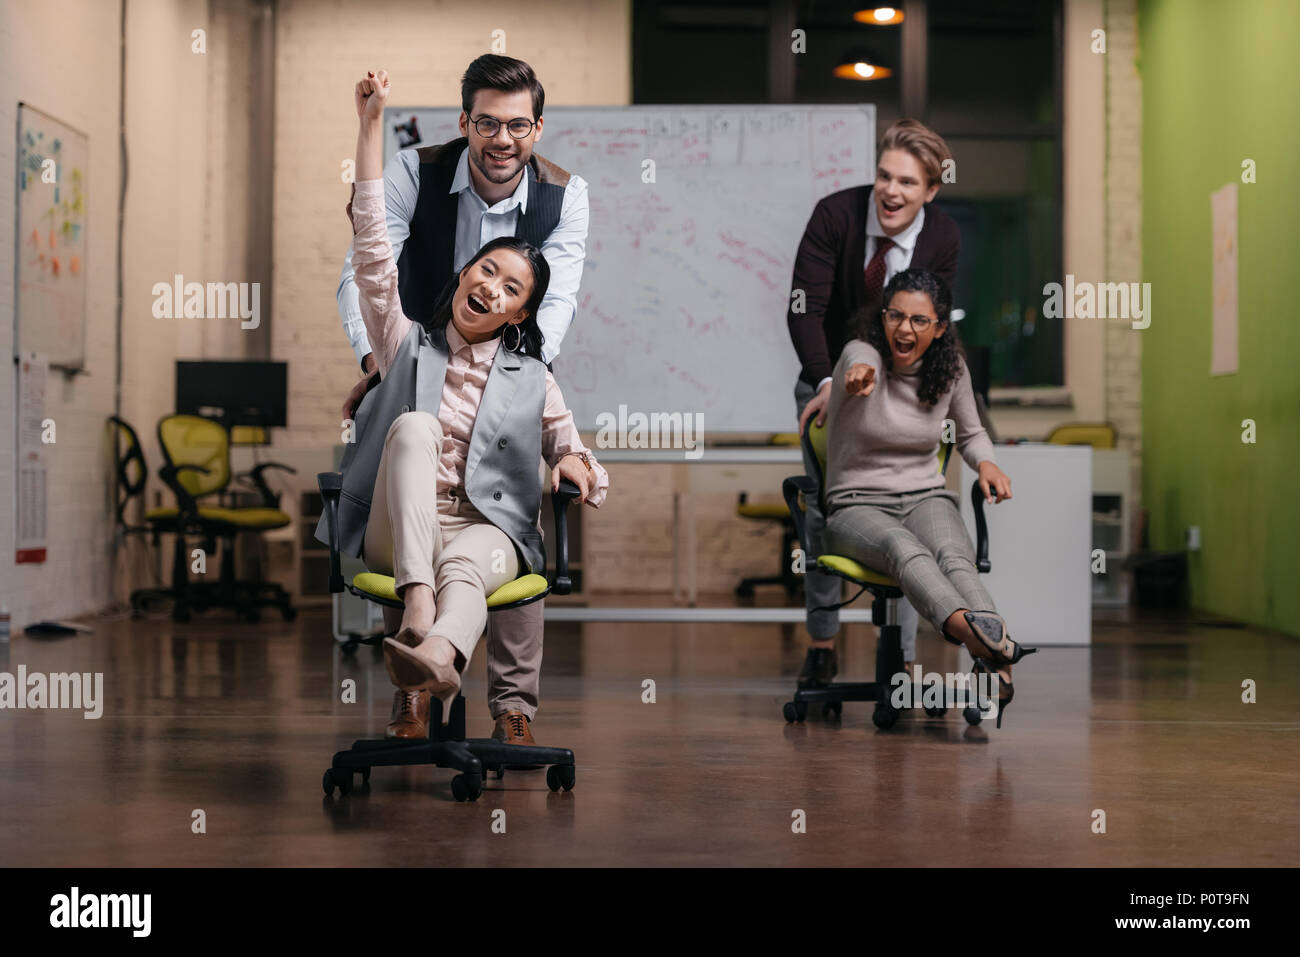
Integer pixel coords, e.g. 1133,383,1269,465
1104,0,1144,520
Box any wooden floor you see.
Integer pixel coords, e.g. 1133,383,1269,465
1,600,1296,867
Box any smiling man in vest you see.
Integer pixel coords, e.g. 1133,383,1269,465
336,54,589,748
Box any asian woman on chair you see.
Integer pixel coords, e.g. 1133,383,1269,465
821,269,1034,726
344,69,608,728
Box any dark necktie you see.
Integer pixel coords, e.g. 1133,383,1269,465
863,237,896,305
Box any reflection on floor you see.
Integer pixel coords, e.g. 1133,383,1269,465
1,603,1295,866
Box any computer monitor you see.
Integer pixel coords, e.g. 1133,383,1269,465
176,361,288,429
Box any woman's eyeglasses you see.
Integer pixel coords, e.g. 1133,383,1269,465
470,115,536,139
882,308,941,332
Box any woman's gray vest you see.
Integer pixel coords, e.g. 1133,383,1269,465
314,323,548,574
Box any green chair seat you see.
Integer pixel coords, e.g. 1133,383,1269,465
737,502,794,520
817,554,899,588
204,506,292,528
145,505,290,528
351,571,550,608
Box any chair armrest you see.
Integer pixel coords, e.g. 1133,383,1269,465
239,462,298,509
969,479,991,573
783,475,816,559
159,463,210,523
317,471,345,593
549,478,582,596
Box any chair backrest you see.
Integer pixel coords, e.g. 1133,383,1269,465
1046,422,1116,449
108,415,148,525
157,414,231,499
229,424,269,446
805,416,953,510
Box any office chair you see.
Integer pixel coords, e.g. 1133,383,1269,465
735,433,802,597
154,414,296,621
316,471,581,803
781,417,993,728
1046,422,1117,449
110,415,188,614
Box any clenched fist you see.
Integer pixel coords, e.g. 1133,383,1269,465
355,70,390,121
845,363,876,397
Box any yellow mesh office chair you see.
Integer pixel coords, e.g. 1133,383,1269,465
781,417,994,728
154,414,295,622
736,432,803,597
315,470,581,802
1046,422,1117,449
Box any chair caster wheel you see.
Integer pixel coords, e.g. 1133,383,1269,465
963,706,983,726
546,764,576,792
323,768,352,796
924,706,948,718
340,640,358,656
783,701,807,723
280,604,297,622
360,767,371,784
451,773,482,802
822,701,842,720
872,704,899,729
736,583,754,598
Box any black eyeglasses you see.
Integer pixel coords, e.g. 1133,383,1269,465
469,115,536,139
882,308,942,332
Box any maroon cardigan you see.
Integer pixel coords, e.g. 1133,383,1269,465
787,185,960,387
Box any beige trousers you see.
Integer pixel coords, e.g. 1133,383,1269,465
363,412,520,667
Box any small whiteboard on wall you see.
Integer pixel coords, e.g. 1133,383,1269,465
14,103,89,371
381,105,876,432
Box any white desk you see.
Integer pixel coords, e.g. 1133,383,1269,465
593,447,806,608
960,444,1092,646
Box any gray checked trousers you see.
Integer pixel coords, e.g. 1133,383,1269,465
823,487,997,634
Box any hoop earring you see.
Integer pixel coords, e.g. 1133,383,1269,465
503,322,523,353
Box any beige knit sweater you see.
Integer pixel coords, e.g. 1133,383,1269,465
824,339,996,509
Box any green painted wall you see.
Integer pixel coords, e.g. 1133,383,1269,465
1139,0,1300,634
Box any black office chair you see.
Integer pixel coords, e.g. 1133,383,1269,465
316,471,581,802
781,417,994,728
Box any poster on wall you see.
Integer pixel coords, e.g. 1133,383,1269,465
14,103,88,371
1210,182,1238,376
16,352,49,564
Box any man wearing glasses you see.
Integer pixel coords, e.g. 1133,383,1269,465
336,54,590,746
786,119,959,690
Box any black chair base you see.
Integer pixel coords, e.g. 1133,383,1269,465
782,604,985,729
129,527,296,623
323,694,578,802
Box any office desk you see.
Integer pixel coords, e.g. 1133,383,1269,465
960,444,1092,646
593,448,805,608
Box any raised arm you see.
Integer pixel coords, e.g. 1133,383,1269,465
349,70,413,378
337,148,420,371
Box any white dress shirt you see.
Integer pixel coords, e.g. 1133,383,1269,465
338,146,590,367
814,201,926,394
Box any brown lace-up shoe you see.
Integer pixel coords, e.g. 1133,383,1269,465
493,710,537,744
492,710,542,769
386,689,431,739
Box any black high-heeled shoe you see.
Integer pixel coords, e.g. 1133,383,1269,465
963,611,1037,667
971,657,1014,728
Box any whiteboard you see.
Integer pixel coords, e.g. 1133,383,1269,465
383,105,875,433
14,103,89,370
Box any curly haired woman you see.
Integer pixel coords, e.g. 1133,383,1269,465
822,269,1035,726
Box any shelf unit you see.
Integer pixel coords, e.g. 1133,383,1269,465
1091,449,1131,607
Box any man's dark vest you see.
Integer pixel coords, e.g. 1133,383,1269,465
396,137,570,323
